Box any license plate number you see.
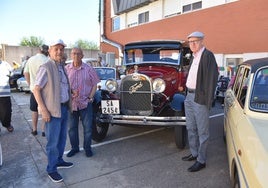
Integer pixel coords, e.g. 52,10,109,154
101,100,120,114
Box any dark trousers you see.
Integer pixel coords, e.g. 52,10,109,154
0,97,12,128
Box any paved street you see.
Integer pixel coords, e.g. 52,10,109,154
0,91,231,188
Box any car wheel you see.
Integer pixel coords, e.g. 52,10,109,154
174,126,187,149
92,102,109,142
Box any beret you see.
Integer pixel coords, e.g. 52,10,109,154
187,31,204,39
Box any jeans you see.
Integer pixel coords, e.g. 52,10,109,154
68,103,93,153
46,105,68,173
184,93,209,164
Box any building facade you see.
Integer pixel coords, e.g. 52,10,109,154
100,0,268,77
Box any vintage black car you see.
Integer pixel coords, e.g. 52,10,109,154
92,40,191,149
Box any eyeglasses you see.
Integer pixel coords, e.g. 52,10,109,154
188,39,202,45
72,52,82,55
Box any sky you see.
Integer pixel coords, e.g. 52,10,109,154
0,0,100,47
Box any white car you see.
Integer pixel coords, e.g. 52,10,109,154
94,67,117,90
16,77,30,93
65,58,98,66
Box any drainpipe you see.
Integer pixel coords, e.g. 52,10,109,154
100,0,123,63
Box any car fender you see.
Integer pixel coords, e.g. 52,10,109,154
170,93,185,111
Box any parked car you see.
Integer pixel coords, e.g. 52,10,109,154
9,68,23,89
224,57,268,188
92,40,192,148
215,76,230,104
65,58,98,66
16,76,30,93
94,67,117,90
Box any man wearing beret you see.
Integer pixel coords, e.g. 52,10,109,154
182,31,219,172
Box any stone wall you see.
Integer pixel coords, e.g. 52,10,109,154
0,44,100,66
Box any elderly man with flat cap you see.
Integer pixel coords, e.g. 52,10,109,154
181,31,219,172
33,39,73,183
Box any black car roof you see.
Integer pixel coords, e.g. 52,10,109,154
124,40,187,49
240,57,268,73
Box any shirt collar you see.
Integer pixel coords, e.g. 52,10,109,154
70,62,85,70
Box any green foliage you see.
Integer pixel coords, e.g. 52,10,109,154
19,36,44,47
71,39,99,50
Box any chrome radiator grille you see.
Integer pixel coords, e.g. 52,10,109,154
120,75,153,115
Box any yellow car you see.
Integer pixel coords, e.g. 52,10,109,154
224,57,268,188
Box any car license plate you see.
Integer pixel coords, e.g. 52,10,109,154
101,100,120,114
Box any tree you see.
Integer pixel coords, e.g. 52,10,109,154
20,36,44,47
71,39,99,50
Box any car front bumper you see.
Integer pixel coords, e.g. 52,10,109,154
99,114,186,126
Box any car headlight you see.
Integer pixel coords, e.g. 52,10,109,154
153,78,166,93
105,79,118,92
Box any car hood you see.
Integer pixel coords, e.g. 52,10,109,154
128,64,178,79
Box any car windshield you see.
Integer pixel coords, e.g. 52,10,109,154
250,67,268,112
124,43,182,65
94,68,116,80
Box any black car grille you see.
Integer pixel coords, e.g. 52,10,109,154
120,75,152,115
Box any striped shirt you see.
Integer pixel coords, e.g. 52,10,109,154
65,62,100,111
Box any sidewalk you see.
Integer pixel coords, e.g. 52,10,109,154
0,95,74,188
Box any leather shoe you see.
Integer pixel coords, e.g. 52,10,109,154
66,149,79,157
85,150,93,157
182,154,197,161
187,161,206,172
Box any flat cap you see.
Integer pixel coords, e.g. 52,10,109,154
49,39,66,47
187,31,205,39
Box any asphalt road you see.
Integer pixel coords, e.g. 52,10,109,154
0,91,231,188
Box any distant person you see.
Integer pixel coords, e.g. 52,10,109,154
21,56,30,74
33,39,73,183
62,53,68,65
65,47,100,158
24,44,49,136
0,60,14,132
12,61,20,70
98,56,107,67
182,31,219,172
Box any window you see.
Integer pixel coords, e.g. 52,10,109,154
183,1,202,13
250,68,268,112
138,11,149,24
182,4,191,12
233,66,250,108
192,1,202,10
226,57,243,77
112,17,120,31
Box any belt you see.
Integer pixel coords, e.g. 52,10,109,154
187,88,195,93
61,101,69,106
